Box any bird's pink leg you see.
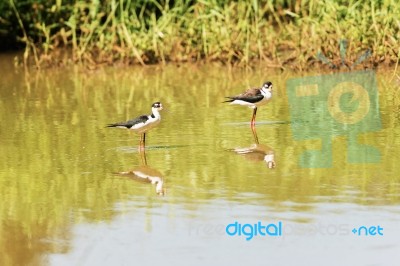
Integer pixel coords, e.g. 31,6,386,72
251,107,257,128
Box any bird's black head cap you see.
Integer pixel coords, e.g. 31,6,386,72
262,81,273,90
152,102,162,108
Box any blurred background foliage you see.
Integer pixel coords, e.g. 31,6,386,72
0,0,399,68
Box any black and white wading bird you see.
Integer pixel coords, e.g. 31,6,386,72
224,82,273,128
106,102,163,149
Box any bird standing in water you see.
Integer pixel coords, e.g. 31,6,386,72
224,82,273,128
107,102,163,149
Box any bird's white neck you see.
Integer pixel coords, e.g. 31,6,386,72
151,108,161,119
261,88,272,100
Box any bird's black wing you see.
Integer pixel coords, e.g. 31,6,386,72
224,88,263,103
224,94,264,103
107,115,149,128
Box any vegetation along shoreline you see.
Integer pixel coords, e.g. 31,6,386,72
1,0,399,70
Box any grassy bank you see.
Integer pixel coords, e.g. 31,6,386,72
1,0,399,69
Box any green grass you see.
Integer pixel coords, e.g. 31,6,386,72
1,0,399,69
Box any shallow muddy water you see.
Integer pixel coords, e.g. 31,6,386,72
1,54,400,265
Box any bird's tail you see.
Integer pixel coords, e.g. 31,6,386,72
222,97,234,103
105,123,118,128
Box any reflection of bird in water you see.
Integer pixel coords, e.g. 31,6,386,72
107,102,164,150
115,150,165,196
224,82,273,128
232,144,276,169
230,127,276,169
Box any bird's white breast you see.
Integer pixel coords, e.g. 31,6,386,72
256,90,272,106
130,115,161,134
